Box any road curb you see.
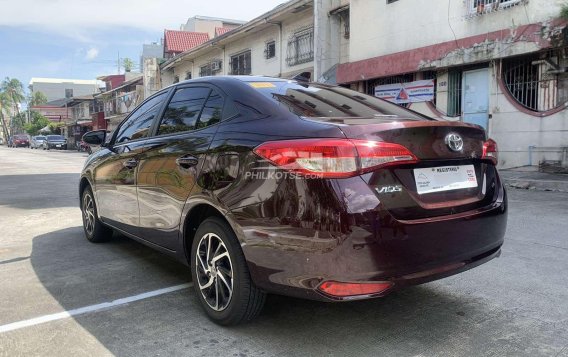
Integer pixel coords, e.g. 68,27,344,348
503,178,568,192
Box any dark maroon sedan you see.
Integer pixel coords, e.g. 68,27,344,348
80,76,507,325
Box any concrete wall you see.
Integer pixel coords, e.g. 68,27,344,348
349,0,564,63
314,0,350,80
487,65,568,168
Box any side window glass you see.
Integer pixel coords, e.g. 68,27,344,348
158,87,210,135
196,90,224,129
115,92,167,143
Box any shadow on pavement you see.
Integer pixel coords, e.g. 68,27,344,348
0,174,80,209
28,226,501,356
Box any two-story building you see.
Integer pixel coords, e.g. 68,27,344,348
94,76,144,131
332,0,568,169
160,0,315,86
64,95,99,147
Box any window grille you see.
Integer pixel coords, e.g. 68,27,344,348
199,64,213,77
286,27,314,66
230,50,252,75
422,71,437,106
265,41,276,59
447,70,462,117
502,52,568,112
465,0,524,18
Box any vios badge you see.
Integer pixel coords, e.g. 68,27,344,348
376,185,402,194
445,133,464,152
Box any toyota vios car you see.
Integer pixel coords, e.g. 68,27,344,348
80,76,507,325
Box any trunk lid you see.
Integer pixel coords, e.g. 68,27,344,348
312,117,498,220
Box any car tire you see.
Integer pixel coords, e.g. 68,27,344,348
190,217,266,325
81,186,112,243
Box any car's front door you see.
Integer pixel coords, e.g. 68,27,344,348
136,85,226,250
93,91,168,235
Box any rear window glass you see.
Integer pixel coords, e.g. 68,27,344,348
14,135,27,139
247,81,425,120
36,136,46,140
47,135,64,140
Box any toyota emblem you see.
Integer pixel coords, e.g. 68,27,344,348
445,133,464,152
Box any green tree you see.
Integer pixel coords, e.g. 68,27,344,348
29,91,48,107
123,58,134,72
11,112,26,134
24,111,50,136
0,92,11,140
1,77,25,115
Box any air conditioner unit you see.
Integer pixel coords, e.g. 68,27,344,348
211,60,222,71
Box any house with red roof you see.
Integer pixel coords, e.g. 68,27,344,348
214,27,234,37
163,30,210,59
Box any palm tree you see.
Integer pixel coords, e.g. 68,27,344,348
1,77,25,115
0,91,12,140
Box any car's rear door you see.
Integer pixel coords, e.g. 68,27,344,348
136,84,226,250
93,91,169,235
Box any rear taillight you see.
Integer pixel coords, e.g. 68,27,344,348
253,139,418,178
482,139,498,165
317,280,393,298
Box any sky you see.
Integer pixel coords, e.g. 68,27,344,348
0,0,286,92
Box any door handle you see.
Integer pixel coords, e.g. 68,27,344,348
123,158,138,168
176,155,199,168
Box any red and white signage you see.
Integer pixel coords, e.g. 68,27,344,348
374,79,435,104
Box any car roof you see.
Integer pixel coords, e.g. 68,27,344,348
175,75,293,87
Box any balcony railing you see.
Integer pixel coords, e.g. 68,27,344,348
103,90,141,117
286,28,314,66
465,0,524,18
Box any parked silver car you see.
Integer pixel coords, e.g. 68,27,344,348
30,135,47,149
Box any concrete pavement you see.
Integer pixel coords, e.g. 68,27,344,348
500,166,568,192
0,145,567,357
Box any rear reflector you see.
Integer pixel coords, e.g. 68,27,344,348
482,139,499,165
253,139,417,178
317,280,393,298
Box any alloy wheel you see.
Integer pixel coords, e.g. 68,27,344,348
83,193,95,236
195,233,234,311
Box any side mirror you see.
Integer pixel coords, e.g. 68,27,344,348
82,130,106,146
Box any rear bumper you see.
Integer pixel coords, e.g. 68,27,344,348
232,176,507,302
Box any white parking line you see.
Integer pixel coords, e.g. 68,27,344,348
0,283,192,334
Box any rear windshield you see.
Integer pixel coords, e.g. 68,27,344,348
47,135,64,140
14,135,28,139
35,136,46,140
247,81,426,120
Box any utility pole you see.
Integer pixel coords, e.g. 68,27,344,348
118,51,120,74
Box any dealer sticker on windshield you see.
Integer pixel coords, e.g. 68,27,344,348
413,165,477,195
